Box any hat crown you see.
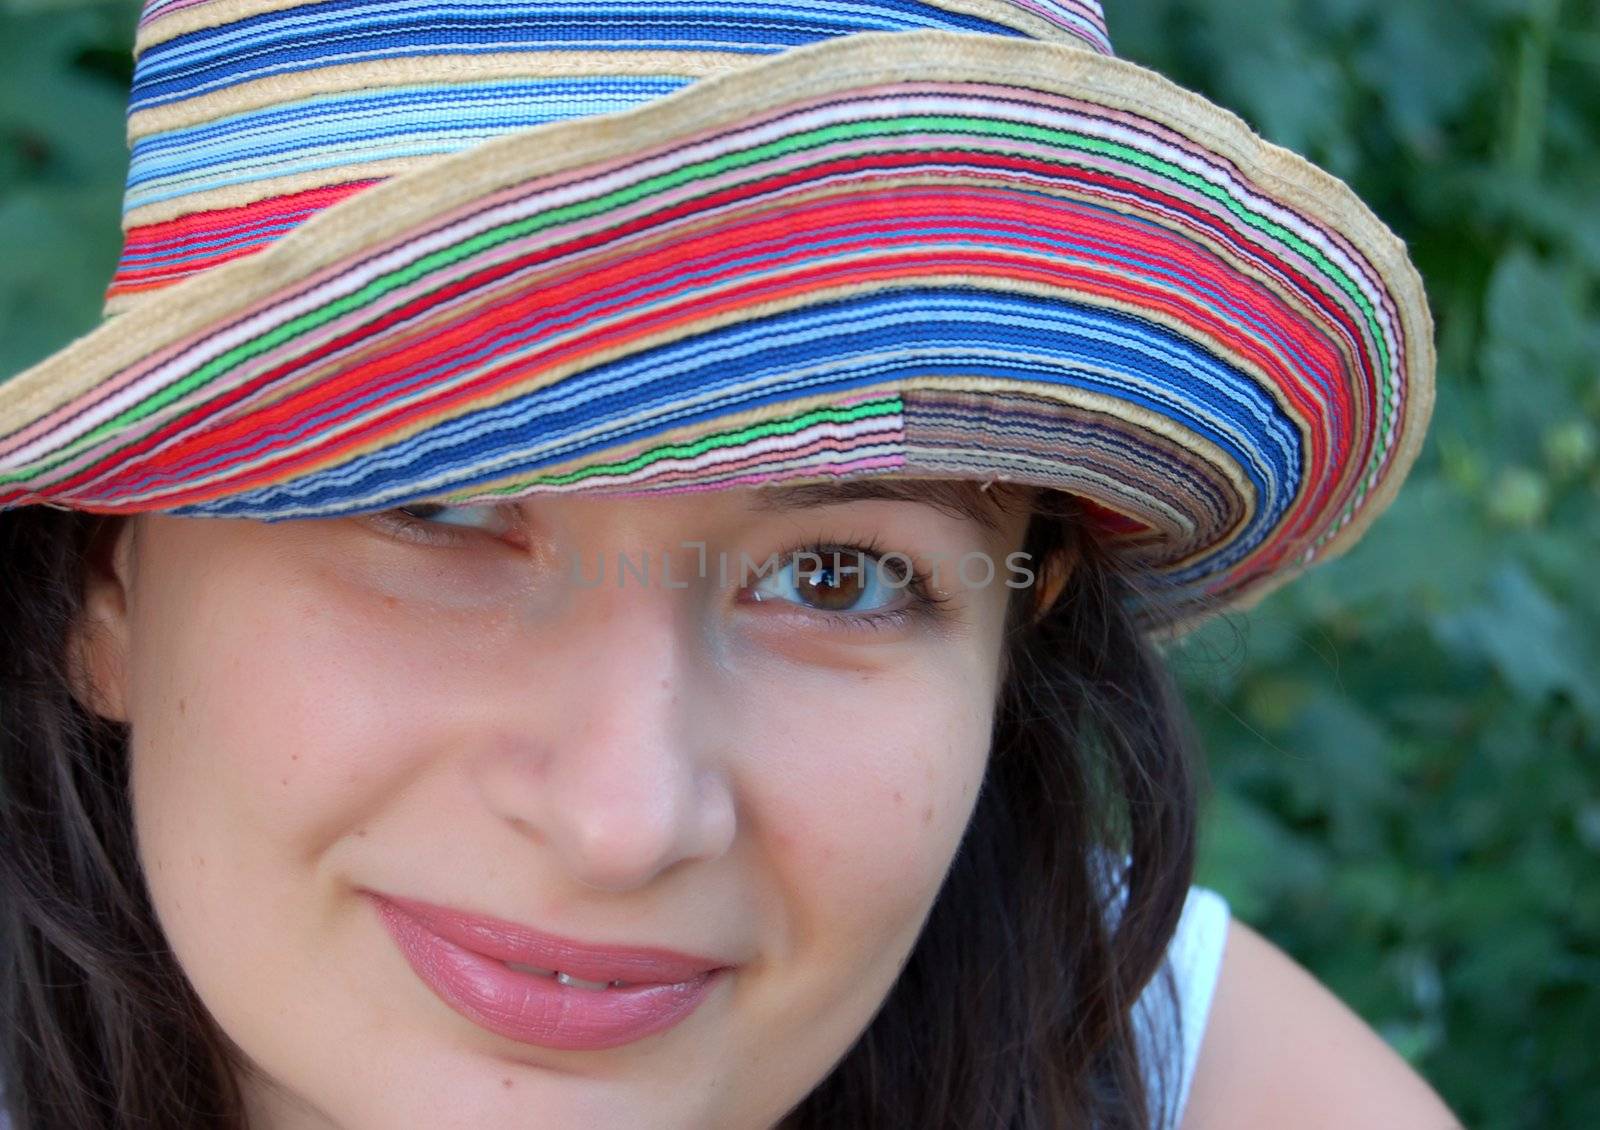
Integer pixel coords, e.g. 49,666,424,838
3,0,1432,629
112,0,1112,309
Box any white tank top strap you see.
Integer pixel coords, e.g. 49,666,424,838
1130,883,1232,1129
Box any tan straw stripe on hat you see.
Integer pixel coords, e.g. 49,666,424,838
1,3,1433,632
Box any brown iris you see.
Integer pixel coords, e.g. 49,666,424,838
790,549,908,612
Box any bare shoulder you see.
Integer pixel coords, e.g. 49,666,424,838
1178,917,1464,1130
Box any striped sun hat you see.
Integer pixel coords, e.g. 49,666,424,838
0,0,1434,630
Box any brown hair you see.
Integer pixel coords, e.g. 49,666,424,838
0,491,1204,1129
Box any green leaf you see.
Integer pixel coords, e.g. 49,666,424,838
1432,562,1600,720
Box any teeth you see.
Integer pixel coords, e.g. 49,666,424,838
502,962,631,989
504,961,556,978
555,971,614,991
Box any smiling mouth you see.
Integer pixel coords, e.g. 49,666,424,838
365,891,731,1050
367,889,730,981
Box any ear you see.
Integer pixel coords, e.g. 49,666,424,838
1030,538,1079,622
67,517,138,723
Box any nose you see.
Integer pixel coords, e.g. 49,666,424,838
470,578,738,893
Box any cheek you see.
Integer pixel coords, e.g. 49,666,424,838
740,666,996,953
125,555,475,952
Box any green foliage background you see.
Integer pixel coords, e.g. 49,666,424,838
1,0,1595,1126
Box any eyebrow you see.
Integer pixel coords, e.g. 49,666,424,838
750,478,1018,534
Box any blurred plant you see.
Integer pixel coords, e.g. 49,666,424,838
0,0,136,369
1113,2,1600,1127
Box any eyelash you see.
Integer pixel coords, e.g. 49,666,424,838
365,507,954,634
756,532,954,635
364,504,515,549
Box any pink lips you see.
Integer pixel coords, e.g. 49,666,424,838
367,891,730,1050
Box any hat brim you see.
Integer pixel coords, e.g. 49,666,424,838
0,30,1434,629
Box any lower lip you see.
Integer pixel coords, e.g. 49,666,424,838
372,896,724,1050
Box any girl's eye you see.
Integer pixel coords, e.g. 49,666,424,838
368,502,521,545
749,546,916,616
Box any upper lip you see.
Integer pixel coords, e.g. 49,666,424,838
365,890,734,985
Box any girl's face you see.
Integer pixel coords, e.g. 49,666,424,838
76,481,1035,1129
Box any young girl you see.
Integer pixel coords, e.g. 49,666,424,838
0,2,1462,1127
